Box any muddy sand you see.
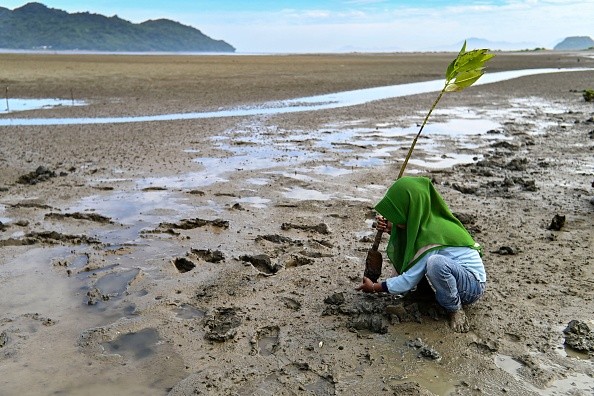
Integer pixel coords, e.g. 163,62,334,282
0,51,593,395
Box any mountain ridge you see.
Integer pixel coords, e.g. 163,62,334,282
0,2,235,53
553,36,594,51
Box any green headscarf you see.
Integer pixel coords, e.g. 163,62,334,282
374,176,479,273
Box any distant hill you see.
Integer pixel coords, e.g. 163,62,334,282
553,36,594,51
0,2,235,52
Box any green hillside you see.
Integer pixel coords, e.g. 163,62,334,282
0,2,235,52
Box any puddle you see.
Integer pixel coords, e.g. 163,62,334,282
237,196,271,208
297,165,352,177
509,97,569,115
563,346,592,360
1,68,591,126
0,246,83,314
101,328,160,360
70,190,195,225
94,268,140,297
0,246,183,396
1,97,85,114
166,115,501,190
175,304,206,320
408,153,481,169
282,187,332,201
245,177,270,186
495,354,594,395
62,111,503,224
342,156,385,168
0,204,10,224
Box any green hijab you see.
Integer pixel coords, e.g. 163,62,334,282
374,176,479,274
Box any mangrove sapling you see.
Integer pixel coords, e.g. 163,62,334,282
398,41,494,178
364,41,494,282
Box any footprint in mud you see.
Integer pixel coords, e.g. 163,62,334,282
251,325,280,356
240,254,281,275
173,257,196,273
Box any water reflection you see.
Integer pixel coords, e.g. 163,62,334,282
1,98,85,114
0,68,591,126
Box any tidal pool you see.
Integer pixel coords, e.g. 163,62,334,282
1,98,85,114
1,68,591,126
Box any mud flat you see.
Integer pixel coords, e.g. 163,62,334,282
0,51,593,395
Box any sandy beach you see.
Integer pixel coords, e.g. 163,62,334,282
1,51,593,395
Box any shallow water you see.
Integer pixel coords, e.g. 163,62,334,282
495,354,594,395
0,98,85,114
0,68,591,126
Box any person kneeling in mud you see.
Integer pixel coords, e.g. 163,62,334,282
356,176,486,333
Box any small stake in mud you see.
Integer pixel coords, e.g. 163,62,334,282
5,86,8,112
364,41,494,283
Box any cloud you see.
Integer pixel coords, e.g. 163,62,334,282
106,0,594,52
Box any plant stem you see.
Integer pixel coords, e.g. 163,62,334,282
397,86,447,179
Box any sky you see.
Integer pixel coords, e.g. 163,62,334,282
2,1,594,53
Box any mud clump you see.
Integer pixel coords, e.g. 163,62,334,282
45,212,113,224
563,320,594,353
452,212,477,226
190,248,225,263
7,231,101,245
451,183,478,195
285,255,314,268
255,234,302,245
348,314,389,334
547,214,566,231
491,246,518,255
158,218,229,231
407,338,441,361
86,288,110,305
281,222,330,235
324,292,345,306
390,382,437,396
323,291,435,334
504,157,528,171
16,166,57,185
204,307,242,342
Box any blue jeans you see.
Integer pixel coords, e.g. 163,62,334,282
425,254,486,312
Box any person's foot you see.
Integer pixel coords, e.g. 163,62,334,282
449,309,470,333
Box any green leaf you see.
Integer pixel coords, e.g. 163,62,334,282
444,41,494,91
445,58,457,81
453,69,485,88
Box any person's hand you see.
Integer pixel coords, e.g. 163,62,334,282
374,215,392,233
355,277,378,293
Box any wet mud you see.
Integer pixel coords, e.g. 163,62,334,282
0,51,593,395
